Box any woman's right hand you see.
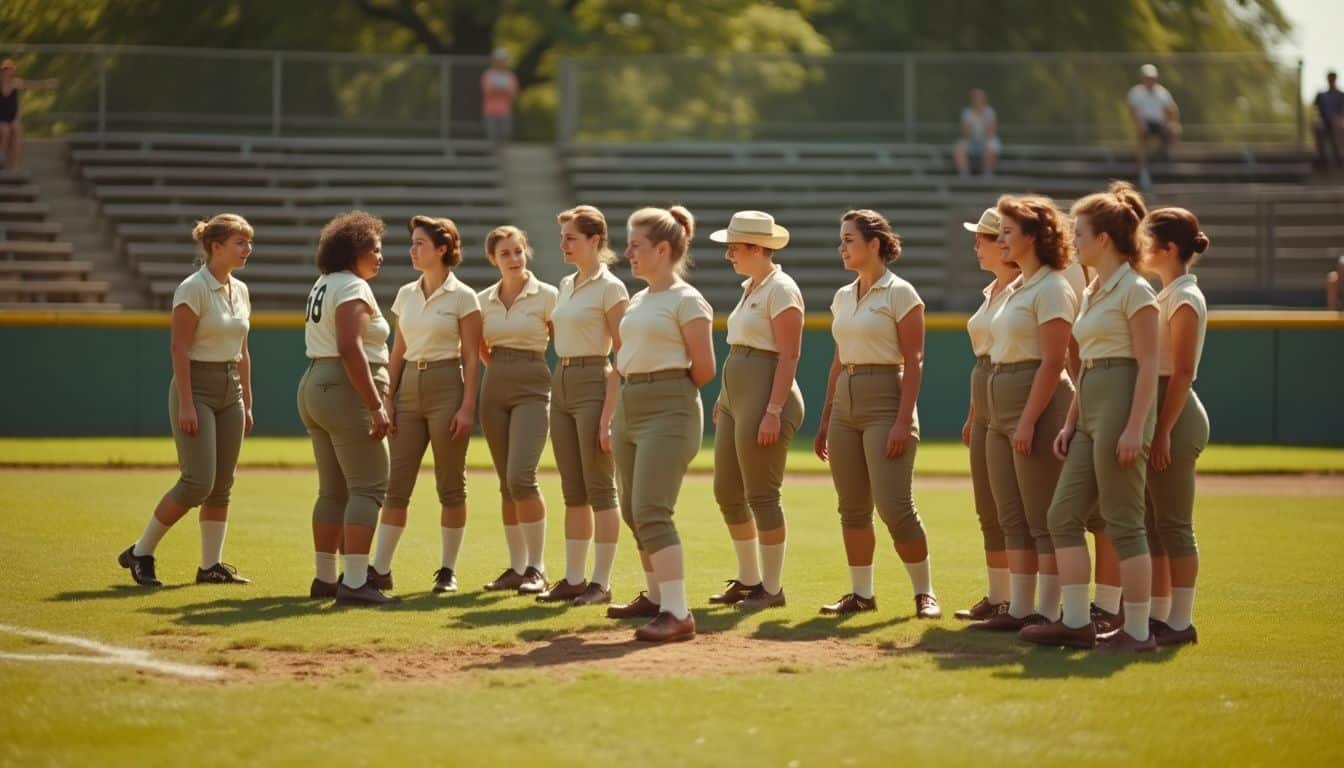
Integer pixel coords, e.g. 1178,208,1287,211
813,424,829,462
384,397,398,438
960,419,972,447
178,401,199,436
711,401,720,426
1052,423,1076,461
369,404,390,440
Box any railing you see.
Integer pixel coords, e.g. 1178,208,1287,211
0,44,492,138
557,51,1305,146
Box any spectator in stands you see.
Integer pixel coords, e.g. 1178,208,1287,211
1127,64,1181,191
953,89,1002,177
481,48,519,144
1326,252,1344,310
1313,71,1343,171
0,58,59,170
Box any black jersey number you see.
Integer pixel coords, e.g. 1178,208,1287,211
306,284,327,323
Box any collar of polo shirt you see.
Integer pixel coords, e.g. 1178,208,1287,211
1088,261,1134,299
200,265,228,291
423,271,462,299
739,263,782,290
488,270,540,304
1155,272,1197,300
572,263,608,291
846,268,895,296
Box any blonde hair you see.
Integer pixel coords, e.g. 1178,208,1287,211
627,205,695,276
557,204,615,264
192,213,253,265
1070,181,1149,266
485,225,532,264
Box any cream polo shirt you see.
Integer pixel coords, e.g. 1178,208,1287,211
726,265,805,352
830,270,924,366
477,271,558,353
1062,261,1088,305
988,267,1079,363
1155,273,1207,379
391,272,480,362
172,266,250,363
966,278,1012,358
1073,262,1158,361
304,270,390,364
616,278,714,375
552,264,628,358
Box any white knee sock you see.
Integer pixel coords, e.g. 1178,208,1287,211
133,517,171,557
440,526,465,570
904,557,934,597
1123,600,1151,641
564,539,589,585
371,523,403,574
1008,573,1037,618
521,520,546,573
199,520,227,569
733,537,761,585
1061,584,1092,629
314,552,338,583
760,543,786,595
1150,595,1172,623
342,555,369,589
1167,587,1196,631
658,579,689,620
849,565,874,599
1036,574,1061,621
987,567,1011,604
503,524,527,574
1095,583,1123,614
591,542,617,589
643,569,661,603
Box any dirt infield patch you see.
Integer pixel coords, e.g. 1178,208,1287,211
151,630,896,683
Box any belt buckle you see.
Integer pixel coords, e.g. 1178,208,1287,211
416,360,428,371
1084,359,1094,370
845,364,855,374
562,356,572,367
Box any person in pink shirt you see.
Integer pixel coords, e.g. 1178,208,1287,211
481,48,519,144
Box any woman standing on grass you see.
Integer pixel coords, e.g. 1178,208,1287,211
477,226,558,596
297,211,396,606
707,210,804,613
367,216,482,595
814,209,940,620
604,205,715,643
119,214,255,588
1141,207,1210,647
534,206,629,607
955,207,1017,621
1022,182,1159,651
967,195,1078,632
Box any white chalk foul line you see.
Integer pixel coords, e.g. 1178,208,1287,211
0,624,225,680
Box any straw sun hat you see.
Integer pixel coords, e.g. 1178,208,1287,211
709,210,790,250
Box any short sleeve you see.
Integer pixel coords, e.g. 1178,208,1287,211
391,285,406,317
602,278,629,312
237,281,251,314
766,280,804,319
335,277,376,311
543,287,558,323
171,275,205,316
1122,277,1158,318
1160,86,1175,107
1034,278,1078,325
830,289,843,317
887,281,924,322
458,286,482,317
675,292,713,326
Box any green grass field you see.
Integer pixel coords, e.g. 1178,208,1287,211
2,465,1342,766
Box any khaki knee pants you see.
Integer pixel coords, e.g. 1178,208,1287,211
714,346,804,532
551,357,618,511
612,370,703,554
480,348,551,502
968,358,1006,552
826,366,925,543
297,358,390,528
985,361,1074,555
386,359,468,509
1145,380,1208,558
168,361,245,508
1047,359,1156,560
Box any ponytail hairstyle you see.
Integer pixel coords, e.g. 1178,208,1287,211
485,225,533,265
408,215,463,268
557,204,615,264
1069,181,1149,266
628,205,695,276
995,195,1072,269
192,213,253,265
1145,207,1210,265
841,209,902,262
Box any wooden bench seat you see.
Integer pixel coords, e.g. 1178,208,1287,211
81,166,502,187
93,185,507,205
0,240,76,259
72,148,500,170
0,279,110,302
0,260,93,280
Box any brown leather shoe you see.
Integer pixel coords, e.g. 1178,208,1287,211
536,578,588,603
1020,619,1097,649
483,567,527,591
1096,628,1158,653
1091,602,1123,634
606,592,660,619
819,593,877,616
367,565,393,592
572,582,612,606
1150,619,1198,647
737,587,785,612
634,611,696,643
967,607,1047,632
954,596,1004,621
708,579,760,605
517,567,547,595
915,593,942,619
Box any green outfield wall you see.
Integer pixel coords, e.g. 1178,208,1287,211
2,311,1341,445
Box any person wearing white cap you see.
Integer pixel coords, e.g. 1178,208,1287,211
706,211,805,612
1127,63,1181,190
954,207,1018,620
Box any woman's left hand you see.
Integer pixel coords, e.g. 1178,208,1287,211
1116,425,1144,467
243,407,254,436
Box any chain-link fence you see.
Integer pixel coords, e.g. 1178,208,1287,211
558,51,1304,146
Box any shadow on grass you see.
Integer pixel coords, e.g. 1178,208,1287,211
459,631,666,673
50,584,191,601
752,612,914,641
917,625,1180,679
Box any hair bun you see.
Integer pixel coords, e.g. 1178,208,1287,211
191,220,209,243
1192,231,1210,254
668,205,695,241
